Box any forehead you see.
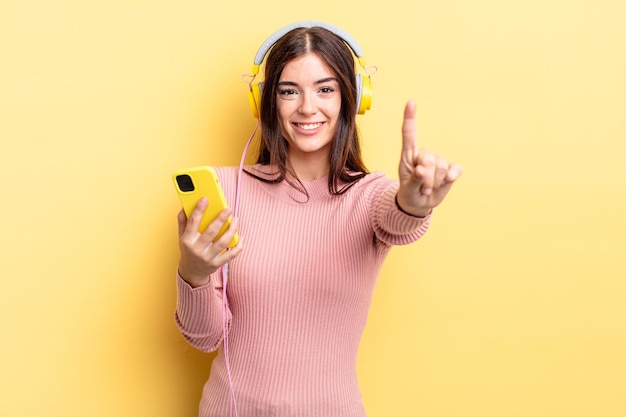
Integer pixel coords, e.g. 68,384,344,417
279,52,337,81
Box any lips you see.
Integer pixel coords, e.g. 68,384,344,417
293,122,324,132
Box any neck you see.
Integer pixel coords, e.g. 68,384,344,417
287,154,330,182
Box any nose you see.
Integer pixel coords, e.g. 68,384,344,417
298,91,317,115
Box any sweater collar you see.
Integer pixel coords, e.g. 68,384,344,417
245,164,332,203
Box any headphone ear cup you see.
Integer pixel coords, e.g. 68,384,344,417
248,82,263,119
356,74,372,115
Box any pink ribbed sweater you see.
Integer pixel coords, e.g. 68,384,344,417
175,165,431,417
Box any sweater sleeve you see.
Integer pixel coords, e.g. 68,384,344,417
174,167,239,353
368,177,431,246
174,269,231,352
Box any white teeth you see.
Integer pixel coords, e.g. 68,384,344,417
297,123,322,130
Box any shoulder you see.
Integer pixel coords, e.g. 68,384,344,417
212,166,240,188
214,166,239,178
350,171,397,194
336,171,400,211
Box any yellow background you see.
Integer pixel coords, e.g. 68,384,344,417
1,1,625,416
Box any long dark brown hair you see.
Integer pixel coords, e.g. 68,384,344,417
248,26,369,196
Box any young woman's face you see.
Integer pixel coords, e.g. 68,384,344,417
276,52,341,164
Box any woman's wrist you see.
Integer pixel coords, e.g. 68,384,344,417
395,195,432,218
177,267,211,288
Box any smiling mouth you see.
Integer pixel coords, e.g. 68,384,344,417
294,122,323,130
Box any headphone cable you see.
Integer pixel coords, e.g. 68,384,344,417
221,118,259,417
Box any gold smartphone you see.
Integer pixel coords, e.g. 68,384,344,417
172,166,238,248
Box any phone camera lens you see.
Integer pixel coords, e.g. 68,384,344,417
176,174,195,192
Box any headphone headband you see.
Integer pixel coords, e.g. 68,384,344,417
251,20,367,75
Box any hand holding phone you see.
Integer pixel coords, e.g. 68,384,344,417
173,166,239,248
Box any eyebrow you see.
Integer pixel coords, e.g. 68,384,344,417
278,77,339,86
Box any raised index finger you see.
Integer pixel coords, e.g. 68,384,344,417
401,100,418,153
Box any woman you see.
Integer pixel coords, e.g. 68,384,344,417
175,22,461,417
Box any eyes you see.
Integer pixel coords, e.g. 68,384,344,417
277,85,337,99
